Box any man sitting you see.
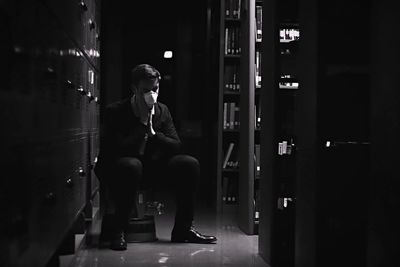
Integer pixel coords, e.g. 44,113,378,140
94,64,217,250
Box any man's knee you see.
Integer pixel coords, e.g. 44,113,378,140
168,155,200,189
169,154,200,171
116,157,143,179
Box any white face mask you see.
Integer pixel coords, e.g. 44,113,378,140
143,91,158,108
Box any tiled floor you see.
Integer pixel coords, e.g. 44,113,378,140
64,194,270,267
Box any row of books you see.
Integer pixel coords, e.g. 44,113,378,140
223,102,240,130
225,26,241,55
278,139,294,155
222,142,261,173
255,51,262,87
224,64,240,91
222,187,260,209
279,82,299,89
224,0,241,19
223,102,261,131
222,182,260,211
255,57,300,89
221,144,261,206
280,28,300,42
280,74,299,89
222,176,238,204
225,52,261,90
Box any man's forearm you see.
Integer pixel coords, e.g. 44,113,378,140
154,132,182,152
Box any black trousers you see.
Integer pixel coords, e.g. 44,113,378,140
104,154,200,233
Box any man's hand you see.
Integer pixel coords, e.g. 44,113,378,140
148,116,156,136
134,94,151,124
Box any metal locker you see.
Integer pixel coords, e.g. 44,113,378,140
0,0,101,266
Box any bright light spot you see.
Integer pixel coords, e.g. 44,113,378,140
326,141,331,147
190,248,215,256
164,51,173,59
158,257,169,263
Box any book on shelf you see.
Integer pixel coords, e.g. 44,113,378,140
225,0,230,17
234,105,240,128
229,102,235,130
225,27,230,54
223,142,235,169
279,82,299,89
223,102,228,129
254,188,260,220
223,102,240,130
225,0,241,19
231,26,236,55
255,144,260,176
234,0,241,19
232,64,239,90
222,142,239,170
256,5,262,42
255,51,262,87
224,65,231,91
279,28,300,43
235,26,241,54
224,64,240,91
279,74,299,89
225,26,241,55
227,143,239,169
255,97,261,128
278,139,294,155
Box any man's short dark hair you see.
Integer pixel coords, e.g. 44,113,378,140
131,64,161,86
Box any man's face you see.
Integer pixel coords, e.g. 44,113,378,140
137,79,159,95
136,79,159,108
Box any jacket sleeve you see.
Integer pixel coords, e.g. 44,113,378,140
103,105,144,158
153,106,182,154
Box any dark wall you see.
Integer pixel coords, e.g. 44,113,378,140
121,1,210,122
100,0,123,105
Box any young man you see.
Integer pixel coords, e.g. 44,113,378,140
95,64,217,250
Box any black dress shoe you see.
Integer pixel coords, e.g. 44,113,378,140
171,227,217,244
110,232,127,251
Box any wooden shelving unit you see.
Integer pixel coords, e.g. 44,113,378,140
217,0,261,235
258,0,299,265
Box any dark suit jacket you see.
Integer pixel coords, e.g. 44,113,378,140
94,98,182,179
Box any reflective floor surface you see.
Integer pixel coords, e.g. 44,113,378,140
62,194,270,267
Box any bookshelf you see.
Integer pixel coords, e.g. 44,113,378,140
217,0,261,235
253,0,263,235
256,1,396,266
258,0,299,265
217,0,242,215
